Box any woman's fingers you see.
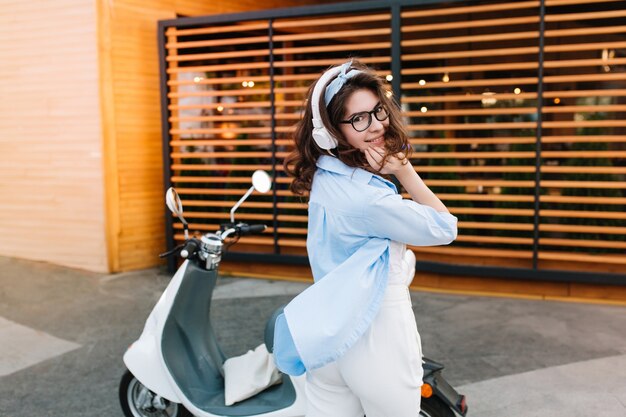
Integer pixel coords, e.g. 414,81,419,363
364,148,377,164
366,147,411,174
365,147,382,162
365,148,382,170
369,146,385,156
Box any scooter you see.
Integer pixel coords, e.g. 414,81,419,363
119,170,468,417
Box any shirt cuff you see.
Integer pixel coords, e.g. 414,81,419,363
272,313,306,376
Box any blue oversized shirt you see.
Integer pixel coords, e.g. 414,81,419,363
273,155,458,375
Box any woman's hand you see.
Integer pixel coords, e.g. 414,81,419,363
364,146,412,176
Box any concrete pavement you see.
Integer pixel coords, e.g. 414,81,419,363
1,255,625,416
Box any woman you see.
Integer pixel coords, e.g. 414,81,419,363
273,60,458,417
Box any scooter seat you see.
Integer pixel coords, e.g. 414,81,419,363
423,356,445,372
264,305,285,353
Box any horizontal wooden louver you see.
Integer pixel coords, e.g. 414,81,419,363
166,20,277,251
161,0,625,276
538,0,626,266
400,0,625,269
401,0,544,263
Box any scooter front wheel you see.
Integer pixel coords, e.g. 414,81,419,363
119,370,192,417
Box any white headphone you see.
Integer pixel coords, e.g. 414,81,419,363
310,65,345,150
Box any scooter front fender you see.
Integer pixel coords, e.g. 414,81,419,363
123,260,192,403
124,337,181,403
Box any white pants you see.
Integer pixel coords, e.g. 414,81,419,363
305,285,423,417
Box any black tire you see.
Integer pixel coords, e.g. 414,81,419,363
119,369,193,417
420,396,456,417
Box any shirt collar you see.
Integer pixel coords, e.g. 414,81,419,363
316,155,397,191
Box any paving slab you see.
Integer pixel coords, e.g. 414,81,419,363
0,316,81,377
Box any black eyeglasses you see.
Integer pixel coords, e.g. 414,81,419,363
340,103,389,132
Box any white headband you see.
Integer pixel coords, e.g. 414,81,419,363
323,61,362,106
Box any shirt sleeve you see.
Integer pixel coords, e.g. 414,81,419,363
272,313,306,376
364,190,458,246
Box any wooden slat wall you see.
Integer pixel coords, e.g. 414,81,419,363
401,0,625,271
0,0,108,272
167,19,278,251
163,0,625,276
100,0,354,271
539,0,626,266
402,0,542,267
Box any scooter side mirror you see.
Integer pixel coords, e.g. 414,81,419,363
252,170,272,194
166,187,189,239
230,170,273,223
166,188,184,217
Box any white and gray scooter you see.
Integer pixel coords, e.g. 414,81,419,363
118,170,468,417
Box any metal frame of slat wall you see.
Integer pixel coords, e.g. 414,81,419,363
158,0,626,285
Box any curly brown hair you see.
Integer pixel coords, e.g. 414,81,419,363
284,60,412,195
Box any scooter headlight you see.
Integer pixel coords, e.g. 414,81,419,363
200,234,223,253
200,234,223,270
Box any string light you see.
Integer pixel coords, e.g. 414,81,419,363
419,79,426,86
554,98,561,104
217,106,224,112
386,74,393,82
420,106,428,113
602,48,615,72
248,81,255,87
193,76,203,83
514,88,521,94
481,91,497,106
442,73,449,83
222,123,236,139
242,81,248,87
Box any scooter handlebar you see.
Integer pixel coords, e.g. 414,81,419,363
238,224,267,236
180,239,199,258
